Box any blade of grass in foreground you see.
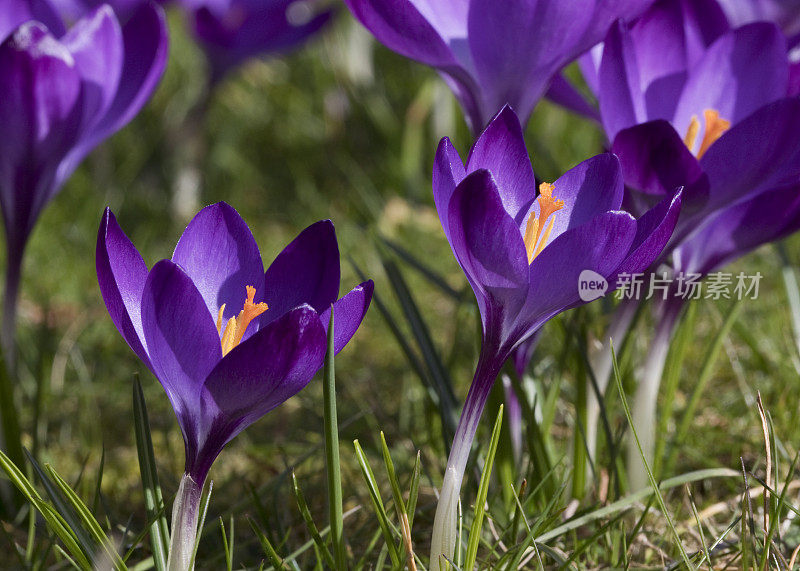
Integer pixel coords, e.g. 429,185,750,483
133,376,169,571
322,309,346,570
464,405,503,571
611,343,693,569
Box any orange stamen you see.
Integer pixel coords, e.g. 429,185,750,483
683,115,700,150
523,182,564,264
218,285,269,355
697,109,730,158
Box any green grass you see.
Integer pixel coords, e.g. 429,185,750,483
1,7,800,570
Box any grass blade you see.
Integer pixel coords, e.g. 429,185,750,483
291,471,337,569
353,439,400,567
322,309,346,570
133,376,169,571
379,432,415,569
611,343,693,569
464,405,503,571
248,516,289,570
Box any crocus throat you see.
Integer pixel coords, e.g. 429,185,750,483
682,109,730,159
216,285,269,355
523,182,564,264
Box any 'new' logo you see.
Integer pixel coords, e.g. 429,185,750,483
578,270,608,302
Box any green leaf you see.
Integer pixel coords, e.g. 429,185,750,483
322,308,346,570
464,405,503,571
132,376,170,571
353,439,400,567
248,516,289,570
291,471,337,569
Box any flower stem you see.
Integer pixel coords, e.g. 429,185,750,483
167,473,202,571
0,245,25,508
430,353,502,571
627,301,682,490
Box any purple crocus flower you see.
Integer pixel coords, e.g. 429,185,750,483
0,1,168,365
717,0,800,46
585,0,800,488
97,202,372,568
343,0,654,133
428,106,681,568
179,0,332,83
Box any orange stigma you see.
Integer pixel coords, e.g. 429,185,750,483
523,182,564,264
217,285,269,355
683,109,730,159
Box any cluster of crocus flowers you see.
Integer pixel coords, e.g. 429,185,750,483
96,203,373,569
428,106,681,569
343,0,653,132
178,0,332,84
581,0,800,488
0,0,168,365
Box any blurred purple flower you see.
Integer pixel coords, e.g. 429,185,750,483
0,1,168,364
179,0,333,83
97,202,372,567
592,0,800,270
717,0,800,46
428,106,680,568
343,0,654,133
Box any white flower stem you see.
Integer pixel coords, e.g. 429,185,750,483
167,473,202,571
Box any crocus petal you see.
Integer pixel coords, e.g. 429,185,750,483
544,153,625,242
262,220,340,325
141,259,222,423
467,0,593,122
698,97,800,216
172,202,265,324
79,2,167,151
1,0,64,42
447,169,530,338
631,0,728,120
672,23,788,133
319,280,374,355
545,73,600,121
789,61,800,96
615,190,682,276
343,0,461,68
676,183,800,275
598,20,646,140
96,208,151,370
611,120,703,197
517,210,637,339
0,23,83,251
202,304,326,441
433,136,466,244
466,105,536,225
60,5,124,133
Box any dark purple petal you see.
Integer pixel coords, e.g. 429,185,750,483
319,280,374,355
1,0,64,42
673,23,787,133
545,73,600,121
599,20,646,139
698,97,800,216
675,183,800,275
64,1,167,174
517,211,637,337
193,0,332,82
172,202,265,326
96,208,151,370
447,169,530,334
343,0,461,68
202,304,326,443
141,259,222,423
631,0,728,120
0,23,83,251
60,5,124,136
789,61,800,97
611,120,703,196
433,136,466,244
466,106,536,225
718,0,800,39
615,190,682,276
544,153,625,242
467,0,592,122
262,220,340,325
